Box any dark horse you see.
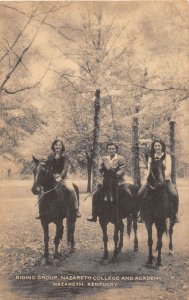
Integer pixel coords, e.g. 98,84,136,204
95,172,139,262
142,159,177,267
31,156,78,264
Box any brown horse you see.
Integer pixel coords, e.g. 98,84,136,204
31,156,78,264
95,172,139,262
142,158,177,267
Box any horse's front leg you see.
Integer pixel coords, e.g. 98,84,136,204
112,223,120,261
66,216,76,253
156,224,164,267
41,221,49,264
169,218,174,254
118,220,124,253
145,221,153,265
54,220,64,259
133,213,139,252
99,219,108,260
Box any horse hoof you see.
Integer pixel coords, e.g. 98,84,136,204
100,258,108,265
54,253,61,259
69,247,76,254
52,259,59,267
134,247,139,252
110,257,117,263
101,256,108,262
168,250,174,256
155,264,163,270
145,260,154,268
41,257,48,266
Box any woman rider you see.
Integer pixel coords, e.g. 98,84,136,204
138,139,179,223
36,139,81,219
87,142,132,222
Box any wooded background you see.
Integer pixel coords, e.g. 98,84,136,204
0,1,188,189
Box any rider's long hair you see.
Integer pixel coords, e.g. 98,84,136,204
150,139,166,161
51,139,65,152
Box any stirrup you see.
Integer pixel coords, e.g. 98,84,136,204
173,215,180,223
76,210,81,218
87,215,97,222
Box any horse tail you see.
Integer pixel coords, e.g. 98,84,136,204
73,183,79,205
127,215,132,237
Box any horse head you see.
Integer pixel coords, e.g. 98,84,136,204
31,156,53,195
148,159,166,190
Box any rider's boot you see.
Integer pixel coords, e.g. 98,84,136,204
173,213,179,223
76,209,81,218
87,214,97,222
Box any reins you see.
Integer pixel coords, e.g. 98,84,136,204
147,161,165,191
37,182,60,203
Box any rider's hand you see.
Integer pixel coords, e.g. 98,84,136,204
56,176,62,182
53,174,61,182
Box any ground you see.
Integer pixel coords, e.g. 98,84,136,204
0,179,189,300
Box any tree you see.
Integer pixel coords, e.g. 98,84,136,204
48,7,138,189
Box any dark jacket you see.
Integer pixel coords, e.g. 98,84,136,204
46,152,69,179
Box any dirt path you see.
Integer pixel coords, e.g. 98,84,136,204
0,179,189,300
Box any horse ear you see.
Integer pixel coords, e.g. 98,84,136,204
32,156,39,164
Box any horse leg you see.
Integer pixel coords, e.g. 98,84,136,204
145,222,153,265
99,219,108,260
41,221,49,264
133,214,139,252
54,220,64,259
118,220,124,253
112,223,119,261
66,217,76,253
169,219,174,255
156,224,164,267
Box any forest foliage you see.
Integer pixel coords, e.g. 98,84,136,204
0,2,188,178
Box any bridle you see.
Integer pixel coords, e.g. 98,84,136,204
147,168,156,190
147,160,165,191
34,162,60,200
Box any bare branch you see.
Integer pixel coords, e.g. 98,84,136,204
3,41,30,73
0,32,38,91
34,3,72,17
0,14,33,65
50,42,92,74
2,60,50,94
0,14,48,92
49,68,81,92
131,82,187,93
1,3,75,42
48,67,85,82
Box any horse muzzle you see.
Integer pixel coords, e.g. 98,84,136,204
156,182,164,189
31,185,41,195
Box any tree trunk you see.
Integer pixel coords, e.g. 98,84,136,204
92,89,101,191
86,150,93,193
131,106,141,188
169,120,176,184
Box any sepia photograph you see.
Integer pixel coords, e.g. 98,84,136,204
0,1,189,299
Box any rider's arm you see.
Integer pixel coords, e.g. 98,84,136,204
147,157,152,176
165,154,171,179
116,156,126,178
60,154,69,179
